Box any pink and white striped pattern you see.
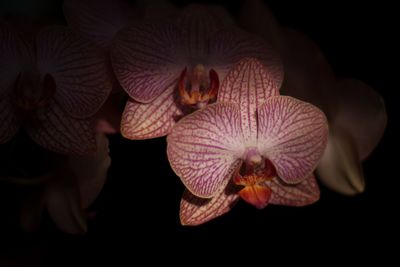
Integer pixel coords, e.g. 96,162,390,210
121,86,183,139
266,174,320,206
167,103,245,198
257,96,328,184
111,22,184,103
168,58,328,201
180,182,239,226
218,58,278,144
36,26,112,118
209,29,283,89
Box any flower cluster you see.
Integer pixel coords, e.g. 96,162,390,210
0,0,386,232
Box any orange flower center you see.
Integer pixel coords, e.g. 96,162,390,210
178,64,219,109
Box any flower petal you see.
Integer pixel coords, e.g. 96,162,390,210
46,174,87,235
121,85,183,139
218,58,279,144
329,79,387,160
317,126,365,195
111,22,184,103
209,28,283,89
0,98,19,143
36,26,112,118
257,96,328,184
266,174,320,206
167,102,245,198
180,181,239,226
27,103,96,155
68,134,111,208
63,0,136,48
0,21,34,97
176,4,234,55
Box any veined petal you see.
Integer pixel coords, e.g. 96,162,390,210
27,103,96,155
69,134,111,208
218,58,278,144
167,102,245,198
63,0,136,48
111,22,184,103
46,173,87,235
0,98,20,143
177,4,234,55
180,182,239,226
121,85,183,140
329,79,387,160
317,127,365,195
36,26,112,118
257,96,328,184
209,28,283,89
266,174,320,206
0,21,34,97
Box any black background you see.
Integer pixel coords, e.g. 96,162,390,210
0,0,397,264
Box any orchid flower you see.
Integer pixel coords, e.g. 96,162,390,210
20,134,111,234
239,0,387,195
167,58,328,225
0,21,112,154
110,4,283,139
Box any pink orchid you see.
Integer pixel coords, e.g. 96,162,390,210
20,134,111,234
239,0,387,195
0,21,112,154
110,4,283,139
167,58,328,225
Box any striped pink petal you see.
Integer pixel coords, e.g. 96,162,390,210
329,79,387,160
121,85,183,139
0,98,20,143
111,22,184,103
257,96,328,184
36,26,112,118
63,0,135,48
27,103,96,155
70,134,111,208
180,182,240,226
218,58,278,144
266,174,320,206
209,29,283,88
167,103,245,198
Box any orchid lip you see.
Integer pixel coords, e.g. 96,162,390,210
178,65,219,109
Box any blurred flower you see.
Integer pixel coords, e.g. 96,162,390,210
111,4,283,140
20,134,111,234
167,58,327,225
0,21,112,154
239,0,387,195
